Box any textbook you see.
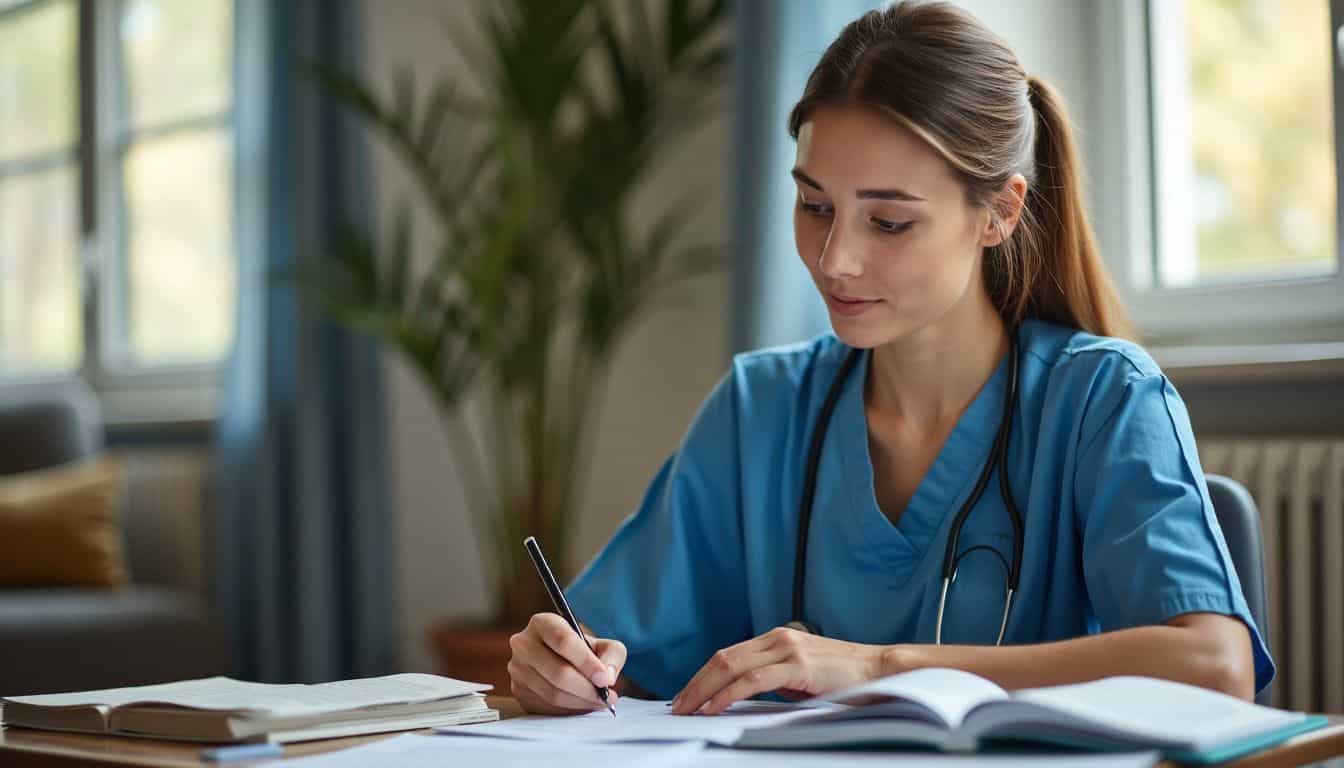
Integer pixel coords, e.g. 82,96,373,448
734,668,1326,764
0,673,498,743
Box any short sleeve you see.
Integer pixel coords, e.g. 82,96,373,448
564,373,751,698
1073,370,1275,695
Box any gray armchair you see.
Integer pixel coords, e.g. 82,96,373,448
0,380,229,696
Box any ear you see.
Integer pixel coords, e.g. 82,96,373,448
978,174,1029,247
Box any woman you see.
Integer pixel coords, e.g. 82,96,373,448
507,0,1273,715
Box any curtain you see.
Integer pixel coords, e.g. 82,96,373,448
731,0,882,353
213,0,393,683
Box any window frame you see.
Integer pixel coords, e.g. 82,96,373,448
1088,0,1344,352
0,0,235,424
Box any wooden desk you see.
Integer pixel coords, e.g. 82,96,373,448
2,698,1342,767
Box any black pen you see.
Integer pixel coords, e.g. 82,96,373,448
523,536,616,716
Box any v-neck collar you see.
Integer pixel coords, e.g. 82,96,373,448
836,346,1011,586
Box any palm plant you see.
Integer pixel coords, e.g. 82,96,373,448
301,0,729,625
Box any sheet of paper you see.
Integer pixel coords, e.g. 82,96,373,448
3,674,489,717
280,733,1160,768
435,697,825,745
280,733,704,768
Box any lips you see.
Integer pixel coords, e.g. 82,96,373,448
825,292,881,317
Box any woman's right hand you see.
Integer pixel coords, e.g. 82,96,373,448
508,613,627,715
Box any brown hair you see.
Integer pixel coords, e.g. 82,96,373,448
788,1,1132,339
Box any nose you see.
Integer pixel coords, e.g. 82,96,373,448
818,217,863,279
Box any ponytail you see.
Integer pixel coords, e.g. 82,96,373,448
1005,76,1132,339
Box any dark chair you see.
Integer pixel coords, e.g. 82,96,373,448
1206,473,1272,706
0,380,230,695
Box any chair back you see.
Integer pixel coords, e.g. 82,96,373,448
1206,473,1272,706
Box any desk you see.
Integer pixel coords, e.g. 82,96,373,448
2,698,1343,768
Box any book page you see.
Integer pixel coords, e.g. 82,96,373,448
4,678,236,710
1008,676,1304,750
4,674,490,718
804,667,1009,729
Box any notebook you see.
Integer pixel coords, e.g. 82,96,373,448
0,673,498,743
733,668,1326,764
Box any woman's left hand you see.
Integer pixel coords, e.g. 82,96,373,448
669,627,894,715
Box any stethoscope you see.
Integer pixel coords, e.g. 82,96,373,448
786,329,1024,645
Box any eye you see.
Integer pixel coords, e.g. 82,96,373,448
870,217,913,235
798,200,833,218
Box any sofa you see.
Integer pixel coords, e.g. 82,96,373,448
0,380,230,696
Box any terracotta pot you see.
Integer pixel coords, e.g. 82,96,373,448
427,621,514,696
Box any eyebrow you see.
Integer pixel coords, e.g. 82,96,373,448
791,168,926,202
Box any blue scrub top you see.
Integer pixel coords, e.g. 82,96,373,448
565,318,1275,698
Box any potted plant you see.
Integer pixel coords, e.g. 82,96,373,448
300,0,729,687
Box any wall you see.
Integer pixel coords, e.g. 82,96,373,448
360,0,731,672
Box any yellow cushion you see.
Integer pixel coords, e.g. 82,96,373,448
0,456,129,587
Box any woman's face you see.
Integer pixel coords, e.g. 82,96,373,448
793,105,993,349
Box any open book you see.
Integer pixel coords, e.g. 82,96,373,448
1,673,498,743
734,668,1326,764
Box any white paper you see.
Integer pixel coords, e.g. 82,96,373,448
435,697,826,745
280,733,1160,768
2,674,490,718
270,731,1155,768
280,733,705,768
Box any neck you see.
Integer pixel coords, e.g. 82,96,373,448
866,291,1009,431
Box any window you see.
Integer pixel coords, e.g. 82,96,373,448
0,0,81,374
1151,0,1336,287
1090,0,1344,348
0,0,234,394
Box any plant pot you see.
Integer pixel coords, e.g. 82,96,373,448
427,620,514,696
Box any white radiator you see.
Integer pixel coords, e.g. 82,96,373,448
1199,438,1344,712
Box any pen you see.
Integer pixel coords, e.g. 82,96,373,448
200,741,283,762
523,535,617,717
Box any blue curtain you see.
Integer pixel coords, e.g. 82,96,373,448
732,0,882,353
214,0,393,683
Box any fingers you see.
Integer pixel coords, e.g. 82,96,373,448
672,627,817,716
508,613,626,715
591,637,628,685
511,652,623,715
533,614,615,688
671,637,781,715
698,662,797,715
512,629,607,705
510,656,605,714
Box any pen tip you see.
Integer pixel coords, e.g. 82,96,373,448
608,703,617,717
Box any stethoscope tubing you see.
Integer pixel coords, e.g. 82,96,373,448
792,328,1024,645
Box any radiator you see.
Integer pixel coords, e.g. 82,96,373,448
1199,438,1344,712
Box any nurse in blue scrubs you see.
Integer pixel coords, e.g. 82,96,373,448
506,1,1273,715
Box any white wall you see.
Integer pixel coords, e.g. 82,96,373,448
953,0,1102,249
360,0,731,672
